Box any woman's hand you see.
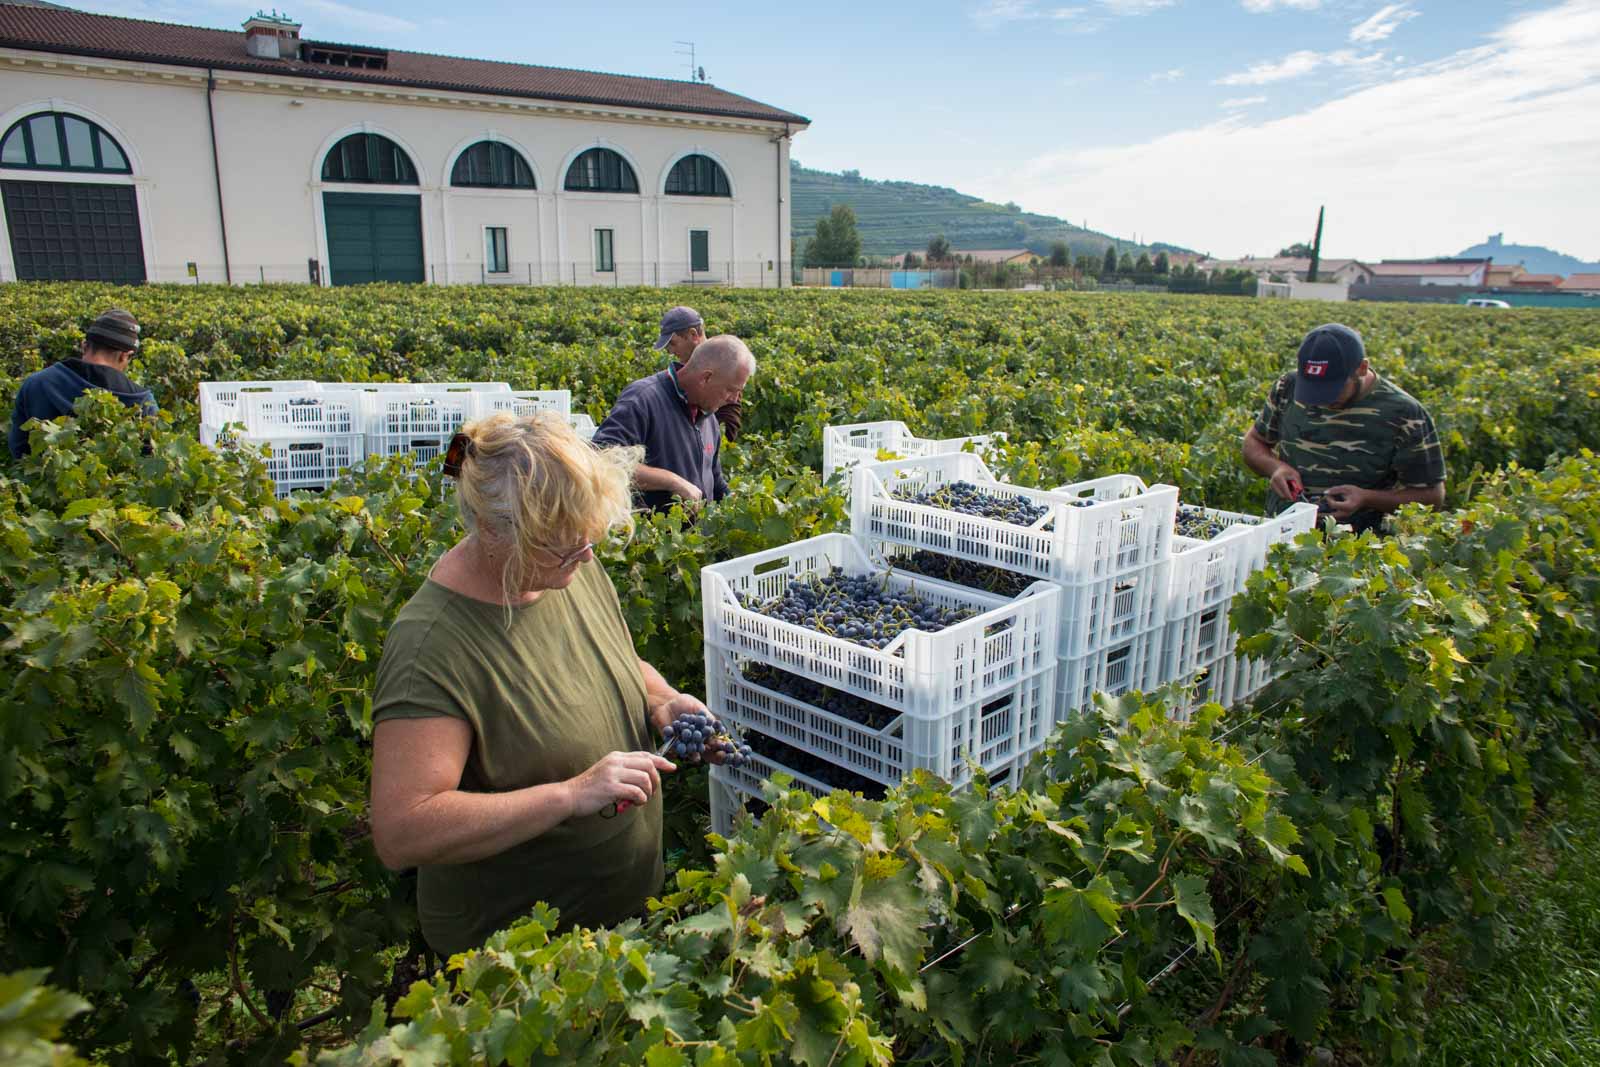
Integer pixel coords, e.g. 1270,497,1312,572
565,750,676,818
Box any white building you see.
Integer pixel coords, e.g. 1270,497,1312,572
0,7,807,287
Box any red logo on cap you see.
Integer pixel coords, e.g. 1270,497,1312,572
1304,361,1328,377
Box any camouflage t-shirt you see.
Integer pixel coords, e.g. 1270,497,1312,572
1253,372,1446,520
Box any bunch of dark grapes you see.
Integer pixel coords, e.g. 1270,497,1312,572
742,664,900,730
740,568,976,649
892,480,1050,526
1175,504,1257,541
887,549,1033,597
744,730,889,800
663,709,752,767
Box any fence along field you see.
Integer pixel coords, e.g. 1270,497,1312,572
0,284,1598,1065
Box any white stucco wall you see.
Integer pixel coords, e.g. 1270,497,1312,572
0,52,802,286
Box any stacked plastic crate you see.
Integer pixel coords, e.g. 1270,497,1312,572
198,381,581,495
820,420,1005,484
1161,501,1319,716
849,453,1178,724
703,533,1060,835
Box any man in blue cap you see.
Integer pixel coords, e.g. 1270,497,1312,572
654,305,742,440
1241,322,1445,533
9,308,157,458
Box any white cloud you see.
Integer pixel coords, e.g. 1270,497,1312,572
972,0,1172,24
985,0,1600,260
1099,0,1178,12
972,0,1087,22
1149,67,1185,82
1221,95,1268,108
1241,0,1321,11
1350,3,1419,43
1216,47,1386,85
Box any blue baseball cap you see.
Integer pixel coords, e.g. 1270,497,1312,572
1294,323,1366,405
654,306,703,350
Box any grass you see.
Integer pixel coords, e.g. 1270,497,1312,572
1417,783,1600,1066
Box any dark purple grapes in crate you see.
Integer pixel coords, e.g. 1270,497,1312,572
737,567,977,650
892,479,1050,526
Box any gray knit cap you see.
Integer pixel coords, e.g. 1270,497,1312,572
85,308,140,352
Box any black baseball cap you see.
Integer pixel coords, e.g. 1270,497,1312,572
1294,323,1365,405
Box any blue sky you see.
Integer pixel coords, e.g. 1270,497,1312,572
77,0,1600,260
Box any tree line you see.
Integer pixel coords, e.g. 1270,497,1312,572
800,206,1254,294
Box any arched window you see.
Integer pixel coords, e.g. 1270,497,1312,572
321,133,417,184
563,148,638,193
451,141,535,188
664,154,730,197
0,112,131,173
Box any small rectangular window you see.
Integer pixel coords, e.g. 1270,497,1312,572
689,229,710,273
485,227,509,274
594,228,614,273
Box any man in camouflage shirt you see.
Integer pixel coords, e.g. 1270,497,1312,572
1242,323,1445,533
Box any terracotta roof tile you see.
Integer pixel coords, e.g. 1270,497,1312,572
0,5,808,125
1557,273,1600,290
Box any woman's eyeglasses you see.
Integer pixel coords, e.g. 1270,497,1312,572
536,540,595,569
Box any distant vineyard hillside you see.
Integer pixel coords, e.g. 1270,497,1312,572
789,162,1189,259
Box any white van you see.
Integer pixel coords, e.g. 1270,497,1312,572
1464,298,1511,308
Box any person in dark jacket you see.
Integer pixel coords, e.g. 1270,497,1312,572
594,334,754,510
653,305,743,441
8,308,156,458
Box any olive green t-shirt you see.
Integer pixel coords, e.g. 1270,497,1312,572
371,559,660,955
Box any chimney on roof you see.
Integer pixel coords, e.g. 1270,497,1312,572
243,9,301,60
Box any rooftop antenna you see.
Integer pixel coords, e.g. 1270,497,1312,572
674,40,697,82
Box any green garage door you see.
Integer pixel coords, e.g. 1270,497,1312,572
323,192,423,285
2,179,146,283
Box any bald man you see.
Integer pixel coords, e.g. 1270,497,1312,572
593,334,756,510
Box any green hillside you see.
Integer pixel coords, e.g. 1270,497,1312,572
790,162,1183,259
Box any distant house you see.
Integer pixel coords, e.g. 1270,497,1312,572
1557,273,1600,294
1484,263,1527,287
959,248,1039,266
1207,255,1369,284
1509,273,1564,290
1366,259,1490,287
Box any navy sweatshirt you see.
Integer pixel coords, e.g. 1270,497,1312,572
593,365,726,510
8,358,158,458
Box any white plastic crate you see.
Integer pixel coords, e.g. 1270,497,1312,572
570,413,597,441
472,389,572,420
866,538,1164,659
1056,628,1165,721
199,380,319,433
237,389,364,437
421,381,512,394
236,432,364,498
1168,529,1253,619
822,420,1003,483
854,453,1178,584
361,392,477,465
703,533,1060,738
708,645,1054,790
1249,503,1319,572
1058,563,1167,660
1162,602,1238,681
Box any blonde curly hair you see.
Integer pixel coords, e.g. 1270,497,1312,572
451,411,638,597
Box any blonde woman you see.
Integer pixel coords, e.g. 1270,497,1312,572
368,412,709,955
